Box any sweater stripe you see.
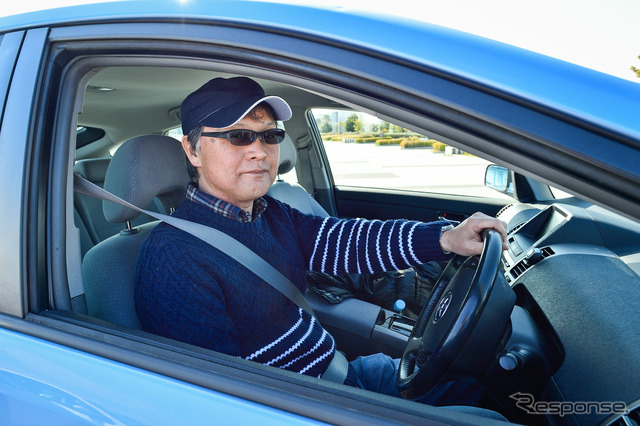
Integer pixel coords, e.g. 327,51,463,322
375,221,387,271
398,222,411,267
284,327,328,370
309,217,330,270
245,309,334,376
246,309,304,361
354,220,366,274
299,336,336,376
364,221,375,273
321,219,343,272
333,221,348,275
306,215,450,275
407,222,422,264
387,221,399,271
343,220,358,273
267,315,317,366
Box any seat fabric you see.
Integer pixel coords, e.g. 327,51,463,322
267,135,328,217
82,135,189,329
74,157,157,257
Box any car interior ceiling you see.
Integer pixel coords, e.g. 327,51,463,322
77,67,332,159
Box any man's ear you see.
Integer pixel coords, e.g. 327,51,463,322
181,135,201,168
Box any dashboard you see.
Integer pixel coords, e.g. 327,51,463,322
495,200,640,424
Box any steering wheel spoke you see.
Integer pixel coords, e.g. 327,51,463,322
405,335,423,355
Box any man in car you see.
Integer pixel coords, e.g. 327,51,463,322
134,76,508,406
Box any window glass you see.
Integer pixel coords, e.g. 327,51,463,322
314,109,512,200
165,127,183,140
76,126,105,148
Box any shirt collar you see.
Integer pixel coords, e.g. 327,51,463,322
186,183,268,223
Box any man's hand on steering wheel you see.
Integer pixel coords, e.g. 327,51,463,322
440,212,508,256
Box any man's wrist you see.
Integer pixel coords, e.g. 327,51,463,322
440,224,454,254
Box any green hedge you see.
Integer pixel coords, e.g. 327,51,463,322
354,137,378,143
384,132,422,139
431,141,446,152
375,138,400,146
400,138,433,149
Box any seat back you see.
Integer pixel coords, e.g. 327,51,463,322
73,158,120,256
82,135,189,329
267,135,328,217
73,157,158,257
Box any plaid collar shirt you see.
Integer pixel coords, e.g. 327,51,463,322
186,183,268,223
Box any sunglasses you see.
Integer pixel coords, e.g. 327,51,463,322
201,128,286,146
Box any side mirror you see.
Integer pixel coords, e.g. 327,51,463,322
485,165,514,196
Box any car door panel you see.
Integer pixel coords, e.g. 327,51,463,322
0,326,317,425
333,186,507,222
0,28,48,318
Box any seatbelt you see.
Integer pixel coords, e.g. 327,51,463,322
73,174,317,319
296,136,314,193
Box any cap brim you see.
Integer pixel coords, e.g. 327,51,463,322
200,95,292,129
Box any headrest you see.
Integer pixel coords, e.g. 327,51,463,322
73,157,111,184
103,135,189,223
278,134,297,175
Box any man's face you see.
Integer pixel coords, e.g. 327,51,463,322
182,106,280,211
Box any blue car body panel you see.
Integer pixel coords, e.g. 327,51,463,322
0,31,23,123
0,327,324,425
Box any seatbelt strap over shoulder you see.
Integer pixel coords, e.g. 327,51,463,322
296,135,315,194
73,174,317,319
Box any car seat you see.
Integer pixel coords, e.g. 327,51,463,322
82,133,323,329
74,157,159,257
267,134,328,217
82,135,189,329
73,158,119,257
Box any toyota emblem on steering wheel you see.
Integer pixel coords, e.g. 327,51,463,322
434,292,452,323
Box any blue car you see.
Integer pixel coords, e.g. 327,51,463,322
1,1,639,424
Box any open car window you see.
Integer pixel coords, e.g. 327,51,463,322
313,108,514,201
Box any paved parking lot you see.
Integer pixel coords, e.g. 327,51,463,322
321,141,513,199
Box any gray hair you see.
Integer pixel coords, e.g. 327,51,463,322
184,125,203,183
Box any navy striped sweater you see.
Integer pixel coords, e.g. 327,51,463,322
134,195,451,378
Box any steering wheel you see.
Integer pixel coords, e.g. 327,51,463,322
397,229,508,399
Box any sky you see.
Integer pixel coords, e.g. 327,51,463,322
2,0,639,83
365,0,640,83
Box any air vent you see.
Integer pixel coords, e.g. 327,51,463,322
508,221,527,235
510,246,555,280
511,260,528,279
496,203,514,217
541,246,555,257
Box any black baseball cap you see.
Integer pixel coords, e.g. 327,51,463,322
180,77,292,135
